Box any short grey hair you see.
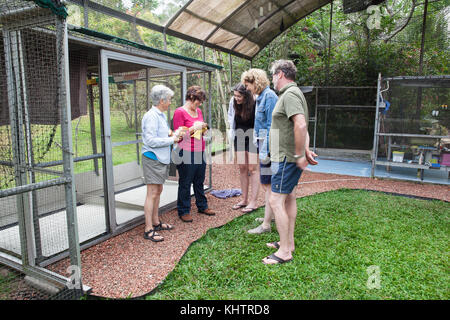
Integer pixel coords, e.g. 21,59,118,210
270,59,297,81
150,85,174,106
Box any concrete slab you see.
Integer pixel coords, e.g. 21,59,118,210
114,180,185,210
309,157,449,185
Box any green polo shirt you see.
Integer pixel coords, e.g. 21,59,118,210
269,82,308,163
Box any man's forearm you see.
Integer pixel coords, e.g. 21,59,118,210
305,131,311,151
294,121,307,156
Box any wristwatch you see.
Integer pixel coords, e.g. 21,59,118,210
293,154,304,159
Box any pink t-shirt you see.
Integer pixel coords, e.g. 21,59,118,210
173,107,206,152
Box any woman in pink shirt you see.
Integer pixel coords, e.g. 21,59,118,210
172,86,216,222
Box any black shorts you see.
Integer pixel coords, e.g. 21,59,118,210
233,136,257,153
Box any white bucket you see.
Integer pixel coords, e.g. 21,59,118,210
392,151,404,162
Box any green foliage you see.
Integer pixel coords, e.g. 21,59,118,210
254,0,449,86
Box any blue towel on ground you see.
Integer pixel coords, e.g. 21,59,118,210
210,189,242,199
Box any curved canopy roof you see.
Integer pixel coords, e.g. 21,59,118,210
165,0,332,60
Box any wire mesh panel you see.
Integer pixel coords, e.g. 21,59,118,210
376,77,450,159
371,76,450,182
0,264,50,299
104,58,185,227
0,0,83,300
313,87,377,150
381,82,449,136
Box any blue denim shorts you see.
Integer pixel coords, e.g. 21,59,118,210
260,161,271,184
271,158,303,194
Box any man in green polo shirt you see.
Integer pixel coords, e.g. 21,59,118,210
262,60,318,265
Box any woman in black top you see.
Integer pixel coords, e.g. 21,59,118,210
227,83,260,213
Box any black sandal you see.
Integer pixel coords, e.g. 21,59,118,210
153,222,174,231
263,253,292,265
144,229,164,242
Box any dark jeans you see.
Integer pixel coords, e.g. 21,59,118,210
176,150,208,216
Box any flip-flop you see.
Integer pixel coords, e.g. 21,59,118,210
266,241,280,249
241,207,258,213
263,253,292,265
232,203,247,210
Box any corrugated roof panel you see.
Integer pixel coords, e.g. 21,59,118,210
186,0,244,24
233,38,259,57
220,5,256,38
250,10,291,44
169,11,217,41
288,0,324,19
208,28,242,49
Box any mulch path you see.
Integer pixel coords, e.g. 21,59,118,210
47,153,449,299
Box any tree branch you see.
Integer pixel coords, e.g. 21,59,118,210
382,0,417,42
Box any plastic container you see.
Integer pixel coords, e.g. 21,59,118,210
440,152,450,166
392,151,404,163
430,156,440,168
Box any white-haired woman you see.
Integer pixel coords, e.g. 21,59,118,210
141,85,180,242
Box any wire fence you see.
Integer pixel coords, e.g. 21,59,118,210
0,0,84,300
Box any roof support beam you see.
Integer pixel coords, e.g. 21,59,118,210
164,0,195,30
231,0,299,51
231,0,331,57
68,0,164,33
271,0,297,22
203,0,254,43
183,9,220,29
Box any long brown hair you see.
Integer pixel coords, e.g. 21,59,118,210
233,83,255,121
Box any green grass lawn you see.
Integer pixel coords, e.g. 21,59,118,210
146,189,449,300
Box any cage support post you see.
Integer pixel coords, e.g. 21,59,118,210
99,49,117,235
57,17,82,289
208,71,212,189
415,0,429,127
134,79,140,165
371,73,382,178
18,29,44,263
88,74,99,176
3,29,34,268
313,87,318,153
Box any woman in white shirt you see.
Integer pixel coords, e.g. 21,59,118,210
141,85,181,242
